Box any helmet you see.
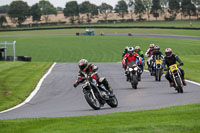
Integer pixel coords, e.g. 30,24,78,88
125,46,129,52
165,48,172,57
128,47,134,56
154,45,160,51
135,46,140,52
150,44,155,50
78,59,88,71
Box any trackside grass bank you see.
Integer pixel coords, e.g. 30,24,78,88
0,103,200,133
0,62,52,111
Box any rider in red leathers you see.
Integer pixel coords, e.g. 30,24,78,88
73,59,113,95
122,47,142,81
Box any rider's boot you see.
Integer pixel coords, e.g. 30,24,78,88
101,78,114,97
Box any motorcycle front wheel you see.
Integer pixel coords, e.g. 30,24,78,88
84,93,101,110
131,76,138,89
175,77,183,93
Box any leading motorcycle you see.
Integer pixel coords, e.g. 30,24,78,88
79,73,118,110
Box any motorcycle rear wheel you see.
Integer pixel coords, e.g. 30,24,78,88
107,96,118,108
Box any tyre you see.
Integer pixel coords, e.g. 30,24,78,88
131,76,138,89
175,77,183,93
84,93,101,110
107,96,118,108
155,69,161,81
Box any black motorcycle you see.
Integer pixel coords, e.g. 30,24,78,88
79,73,118,110
168,64,184,93
154,58,163,81
126,61,139,89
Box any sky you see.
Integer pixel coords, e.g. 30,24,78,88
0,0,118,8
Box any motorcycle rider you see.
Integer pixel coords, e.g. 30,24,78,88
122,46,129,59
163,48,187,87
122,46,129,70
73,59,114,95
149,45,164,70
122,47,142,81
135,46,145,72
145,44,155,70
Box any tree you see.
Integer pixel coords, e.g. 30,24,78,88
56,7,63,11
151,0,162,20
63,1,79,24
143,0,152,21
0,5,9,14
31,3,42,22
181,0,196,20
134,0,146,20
115,0,128,18
0,16,7,27
192,0,200,19
99,3,113,22
126,0,134,20
168,0,180,19
38,0,57,23
79,1,98,23
160,0,168,16
8,1,30,26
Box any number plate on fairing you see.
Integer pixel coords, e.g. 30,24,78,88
169,64,178,72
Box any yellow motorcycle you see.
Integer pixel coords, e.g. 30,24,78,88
154,59,163,81
169,64,184,93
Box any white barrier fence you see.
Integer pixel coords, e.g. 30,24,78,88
0,41,16,61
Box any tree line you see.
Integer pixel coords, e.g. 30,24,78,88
0,0,200,27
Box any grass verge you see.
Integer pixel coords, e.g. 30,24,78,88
0,103,200,133
0,62,52,111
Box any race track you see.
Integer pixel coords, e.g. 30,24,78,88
0,63,200,120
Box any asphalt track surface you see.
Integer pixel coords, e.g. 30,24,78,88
1,34,200,40
0,63,200,120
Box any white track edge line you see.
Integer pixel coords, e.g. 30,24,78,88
144,70,200,86
0,62,57,114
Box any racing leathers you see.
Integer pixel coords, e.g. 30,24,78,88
135,50,145,71
145,48,154,68
163,54,186,85
122,53,142,81
73,64,113,93
149,51,164,69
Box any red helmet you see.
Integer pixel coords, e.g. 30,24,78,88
165,48,172,57
78,59,88,71
135,46,140,53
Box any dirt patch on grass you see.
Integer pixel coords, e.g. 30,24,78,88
1,90,12,96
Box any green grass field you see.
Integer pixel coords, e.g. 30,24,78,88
0,62,52,111
0,103,200,133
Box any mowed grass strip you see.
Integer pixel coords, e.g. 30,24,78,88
0,103,200,133
0,62,52,111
